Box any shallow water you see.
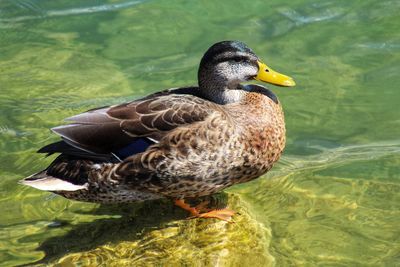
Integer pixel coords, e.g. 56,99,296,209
0,0,399,266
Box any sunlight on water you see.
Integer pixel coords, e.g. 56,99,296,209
0,0,399,266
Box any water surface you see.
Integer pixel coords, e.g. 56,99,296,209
0,0,399,266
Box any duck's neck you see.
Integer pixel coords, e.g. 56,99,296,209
199,86,245,105
198,72,245,105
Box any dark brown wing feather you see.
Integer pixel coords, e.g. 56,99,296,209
45,87,220,155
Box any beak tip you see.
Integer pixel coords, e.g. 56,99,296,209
283,79,296,87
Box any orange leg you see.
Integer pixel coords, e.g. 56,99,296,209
174,199,235,222
174,199,200,216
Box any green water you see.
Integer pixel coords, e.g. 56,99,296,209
0,0,399,266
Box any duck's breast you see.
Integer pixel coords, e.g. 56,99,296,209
227,92,286,182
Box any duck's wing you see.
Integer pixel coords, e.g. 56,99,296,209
39,88,220,159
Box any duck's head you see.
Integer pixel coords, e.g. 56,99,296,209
198,41,295,103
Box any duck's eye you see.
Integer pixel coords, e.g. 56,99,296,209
229,56,247,63
265,68,270,72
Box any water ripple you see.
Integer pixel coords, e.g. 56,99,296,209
277,141,400,175
278,7,344,26
354,42,400,51
0,0,146,24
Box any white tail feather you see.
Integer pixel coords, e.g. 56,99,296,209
20,177,88,191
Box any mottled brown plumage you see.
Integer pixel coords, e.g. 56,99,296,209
21,41,295,220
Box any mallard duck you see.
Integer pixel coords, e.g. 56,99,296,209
21,41,295,221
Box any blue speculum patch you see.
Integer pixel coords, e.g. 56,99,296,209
114,138,154,159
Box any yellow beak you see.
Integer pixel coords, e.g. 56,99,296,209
255,61,296,87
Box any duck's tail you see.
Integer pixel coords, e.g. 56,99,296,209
20,171,88,192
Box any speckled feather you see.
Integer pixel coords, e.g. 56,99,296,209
23,41,288,204
56,87,285,202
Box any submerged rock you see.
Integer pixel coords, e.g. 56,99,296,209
34,194,274,266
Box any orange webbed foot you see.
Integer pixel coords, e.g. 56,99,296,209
189,208,235,222
174,199,235,222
